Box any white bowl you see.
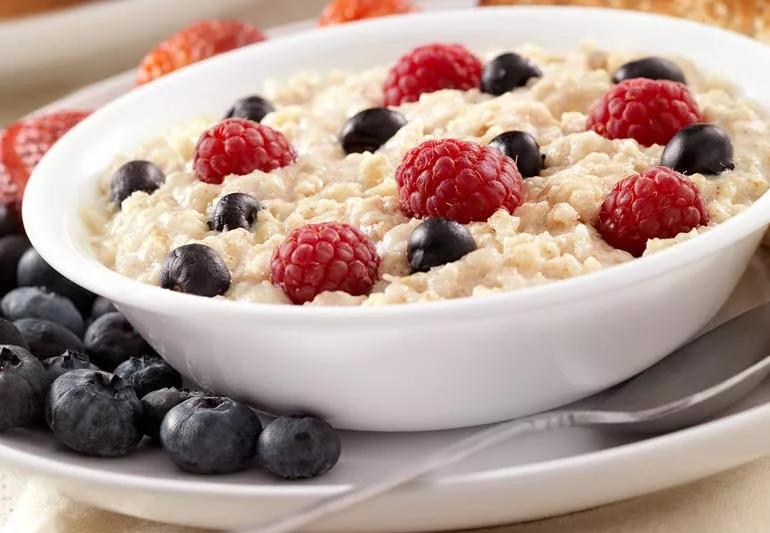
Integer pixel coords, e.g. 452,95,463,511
22,6,770,431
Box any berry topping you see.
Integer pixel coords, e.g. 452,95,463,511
90,297,116,320
1,287,84,336
586,78,701,147
137,20,266,85
0,345,48,431
84,311,152,371
258,415,341,480
41,350,98,383
114,354,182,399
0,236,30,297
224,95,275,123
481,52,542,96
612,57,686,84
319,0,417,26
17,248,95,314
140,387,200,444
407,218,477,273
597,166,709,257
46,369,143,457
340,107,407,154
160,395,262,474
396,138,525,224
0,317,29,350
209,192,263,232
270,222,380,305
488,130,543,178
193,118,296,184
160,243,232,298
661,124,735,175
0,204,19,238
14,318,84,360
383,43,482,106
109,160,165,206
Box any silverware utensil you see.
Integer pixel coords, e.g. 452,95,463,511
244,301,770,533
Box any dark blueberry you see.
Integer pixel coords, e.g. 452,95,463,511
14,318,84,360
41,350,99,383
258,415,341,480
340,107,407,154
2,287,84,336
407,218,477,274
46,369,142,457
209,193,263,232
160,395,261,474
224,95,275,123
90,296,116,320
612,57,686,84
0,204,20,238
0,345,48,430
140,387,200,443
0,318,29,349
661,124,735,176
481,52,542,96
0,235,30,296
160,244,231,298
16,248,95,314
84,312,151,371
109,160,165,206
489,130,543,178
114,354,182,399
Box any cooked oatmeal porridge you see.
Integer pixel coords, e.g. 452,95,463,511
83,43,770,306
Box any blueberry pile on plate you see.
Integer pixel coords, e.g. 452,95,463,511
0,223,341,479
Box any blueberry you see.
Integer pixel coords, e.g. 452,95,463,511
109,160,165,206
661,124,735,176
114,354,182,399
84,312,151,371
160,244,231,298
2,287,84,336
14,318,84,359
258,415,341,480
612,57,686,84
407,218,477,274
46,369,142,457
481,52,542,96
0,204,20,238
90,296,116,320
0,236,30,296
224,95,275,123
140,387,199,443
209,193,263,232
17,248,95,314
0,318,29,349
0,345,48,431
340,107,407,154
160,395,261,474
42,350,99,383
489,130,543,178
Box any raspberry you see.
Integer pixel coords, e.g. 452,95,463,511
383,44,482,106
318,0,417,26
586,78,701,147
597,166,709,257
137,20,266,85
271,222,380,305
193,118,296,184
396,138,525,224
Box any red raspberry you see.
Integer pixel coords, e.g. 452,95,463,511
271,222,380,304
318,0,418,26
396,138,525,224
597,166,709,257
383,44,482,106
586,78,701,146
137,20,266,85
193,118,296,184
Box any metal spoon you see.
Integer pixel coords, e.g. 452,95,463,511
244,301,770,533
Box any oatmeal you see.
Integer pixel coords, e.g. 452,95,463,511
83,43,770,306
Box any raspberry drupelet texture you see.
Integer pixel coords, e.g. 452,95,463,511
271,222,380,305
586,78,701,147
597,166,709,257
395,138,525,224
193,118,296,184
383,43,482,106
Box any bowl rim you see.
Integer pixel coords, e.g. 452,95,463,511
22,5,770,322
